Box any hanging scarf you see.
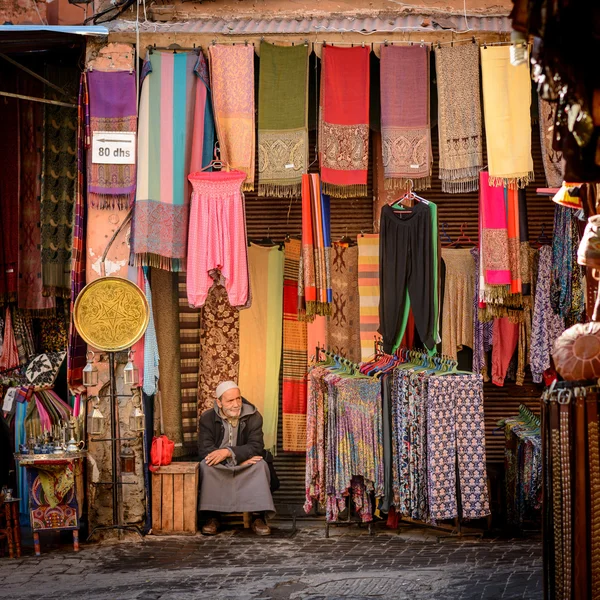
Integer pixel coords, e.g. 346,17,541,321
434,44,483,193
480,46,534,188
18,76,55,315
538,97,565,188
209,45,255,191
380,45,431,191
86,70,137,209
0,308,19,371
319,45,370,198
133,51,204,272
298,174,332,319
258,42,309,198
41,65,78,297
507,188,522,294
142,266,159,397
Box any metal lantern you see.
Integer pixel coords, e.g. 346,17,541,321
120,443,136,474
83,351,99,387
123,351,139,386
129,389,145,433
88,396,105,437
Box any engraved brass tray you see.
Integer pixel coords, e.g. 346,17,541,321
73,277,149,352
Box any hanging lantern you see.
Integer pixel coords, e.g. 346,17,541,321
87,396,105,437
129,389,145,433
123,350,139,386
83,351,99,387
120,442,136,474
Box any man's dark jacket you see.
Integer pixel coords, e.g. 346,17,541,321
198,398,279,492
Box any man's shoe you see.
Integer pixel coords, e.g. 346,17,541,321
251,518,271,536
201,518,220,536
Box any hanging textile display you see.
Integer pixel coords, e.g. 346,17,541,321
0,86,20,303
380,45,431,191
258,42,309,198
434,44,483,193
0,308,20,371
151,268,184,457
238,244,284,455
86,70,137,209
186,170,250,309
327,244,361,363
440,248,475,361
133,51,203,272
68,73,88,390
282,239,308,453
209,45,255,191
198,284,240,416
13,309,36,365
538,97,565,188
480,46,534,188
41,65,78,297
492,317,520,387
298,173,332,319
319,45,370,198
18,78,55,315
357,234,381,361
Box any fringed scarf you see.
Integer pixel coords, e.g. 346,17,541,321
319,45,370,198
298,174,332,319
18,77,55,315
480,46,534,188
87,70,137,209
258,42,309,198
41,65,78,297
133,51,204,272
209,45,255,191
538,97,565,188
434,44,483,193
380,45,431,191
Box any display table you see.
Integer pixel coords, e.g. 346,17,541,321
15,453,85,555
1,499,21,558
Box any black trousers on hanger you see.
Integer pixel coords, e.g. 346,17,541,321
379,203,435,354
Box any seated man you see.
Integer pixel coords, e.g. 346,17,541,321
198,380,275,536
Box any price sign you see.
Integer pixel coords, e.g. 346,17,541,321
92,131,136,165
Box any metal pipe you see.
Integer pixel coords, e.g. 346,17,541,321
0,90,77,108
109,352,120,527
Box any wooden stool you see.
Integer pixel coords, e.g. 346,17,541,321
0,499,21,558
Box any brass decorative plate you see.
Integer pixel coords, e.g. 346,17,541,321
73,277,149,352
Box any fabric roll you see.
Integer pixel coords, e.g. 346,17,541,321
18,77,55,315
258,42,309,198
357,234,381,361
151,268,184,457
282,239,308,453
327,244,361,363
238,244,284,455
209,45,255,191
380,45,431,191
434,44,483,193
134,51,204,272
198,284,240,417
87,70,137,209
480,46,534,188
41,65,78,298
441,248,475,361
538,97,565,188
319,45,370,198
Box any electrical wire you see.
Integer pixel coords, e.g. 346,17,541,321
84,0,136,25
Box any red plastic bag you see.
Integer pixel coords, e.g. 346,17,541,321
149,435,175,472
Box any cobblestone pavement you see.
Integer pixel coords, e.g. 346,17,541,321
0,522,542,600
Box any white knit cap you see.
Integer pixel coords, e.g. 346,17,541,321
215,380,239,399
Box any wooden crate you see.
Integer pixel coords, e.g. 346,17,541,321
151,462,199,535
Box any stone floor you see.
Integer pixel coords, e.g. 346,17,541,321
0,520,542,600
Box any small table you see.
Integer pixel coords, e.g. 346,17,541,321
1,499,22,558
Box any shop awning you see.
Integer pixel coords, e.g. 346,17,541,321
0,24,108,52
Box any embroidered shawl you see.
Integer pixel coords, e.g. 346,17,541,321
133,51,204,272
209,45,255,191
319,45,370,198
258,42,309,198
480,46,534,188
87,70,137,209
434,44,483,193
380,45,431,191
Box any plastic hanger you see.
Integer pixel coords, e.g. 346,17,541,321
449,223,477,248
535,223,552,248
440,222,453,247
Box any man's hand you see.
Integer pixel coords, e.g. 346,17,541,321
240,456,263,466
205,448,232,466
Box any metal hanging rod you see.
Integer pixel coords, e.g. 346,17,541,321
147,44,200,53
0,90,76,108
